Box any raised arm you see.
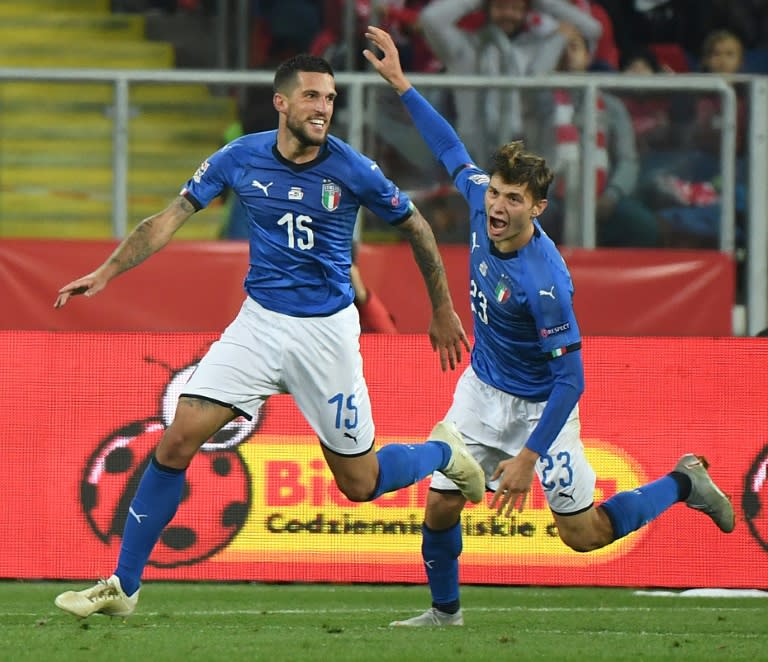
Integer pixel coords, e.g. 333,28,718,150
418,0,480,68
533,0,602,41
54,195,195,308
364,26,473,173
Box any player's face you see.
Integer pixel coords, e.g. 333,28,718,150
484,175,546,252
280,71,337,147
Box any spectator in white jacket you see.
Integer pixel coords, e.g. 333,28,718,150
420,0,602,162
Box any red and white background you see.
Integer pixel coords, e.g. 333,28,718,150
1,240,766,588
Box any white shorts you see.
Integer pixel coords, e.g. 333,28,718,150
182,296,374,456
431,366,595,515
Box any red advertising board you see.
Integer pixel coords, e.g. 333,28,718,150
0,239,734,336
1,332,766,588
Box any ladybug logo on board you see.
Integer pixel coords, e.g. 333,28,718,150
743,445,768,553
79,359,260,568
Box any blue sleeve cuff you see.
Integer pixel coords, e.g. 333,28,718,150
525,351,584,456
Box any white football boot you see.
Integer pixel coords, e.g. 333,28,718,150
55,575,139,619
431,421,485,503
390,607,464,627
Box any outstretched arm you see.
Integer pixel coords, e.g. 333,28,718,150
54,195,195,308
396,205,470,371
364,26,473,175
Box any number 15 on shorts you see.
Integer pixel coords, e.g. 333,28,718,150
328,392,359,431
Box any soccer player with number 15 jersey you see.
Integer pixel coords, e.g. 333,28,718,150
53,52,485,619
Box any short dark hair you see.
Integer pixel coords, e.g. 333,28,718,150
483,0,532,13
273,54,335,93
620,47,661,73
488,141,554,202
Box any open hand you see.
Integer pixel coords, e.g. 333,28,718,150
363,25,411,95
489,450,538,516
429,305,470,371
54,270,108,308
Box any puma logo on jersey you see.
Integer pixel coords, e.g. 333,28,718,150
252,180,273,196
538,286,556,299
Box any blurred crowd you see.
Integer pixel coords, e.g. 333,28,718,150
140,0,767,254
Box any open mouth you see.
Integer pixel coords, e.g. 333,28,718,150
488,215,507,234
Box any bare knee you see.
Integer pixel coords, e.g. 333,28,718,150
424,490,466,530
559,530,610,553
322,447,379,502
156,397,237,469
336,475,378,502
155,428,200,468
554,506,615,553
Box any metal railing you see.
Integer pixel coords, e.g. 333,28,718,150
0,67,765,333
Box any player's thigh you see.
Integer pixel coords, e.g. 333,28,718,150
551,505,614,552
182,297,283,419
536,412,596,515
444,366,511,453
157,396,239,465
320,444,379,500
283,304,375,455
165,396,239,444
438,367,527,491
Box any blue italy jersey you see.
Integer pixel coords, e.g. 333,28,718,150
398,85,582,454
455,166,582,401
181,130,412,316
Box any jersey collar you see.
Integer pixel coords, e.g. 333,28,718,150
272,142,332,171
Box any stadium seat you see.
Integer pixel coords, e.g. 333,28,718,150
648,43,692,73
0,0,235,240
744,48,768,74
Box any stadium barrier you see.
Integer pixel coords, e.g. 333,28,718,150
2,332,766,588
0,239,734,335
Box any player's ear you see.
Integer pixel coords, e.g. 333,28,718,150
273,92,286,114
532,198,548,217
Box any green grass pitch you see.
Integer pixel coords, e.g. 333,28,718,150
2,582,766,661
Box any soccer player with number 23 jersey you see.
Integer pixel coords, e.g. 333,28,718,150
364,25,735,627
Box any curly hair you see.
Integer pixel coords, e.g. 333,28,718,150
488,141,554,202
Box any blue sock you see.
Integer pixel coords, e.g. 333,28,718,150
371,441,450,499
423,521,462,612
600,475,682,540
115,456,186,596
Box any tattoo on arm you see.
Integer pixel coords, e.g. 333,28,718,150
107,221,155,273
105,196,192,275
402,208,452,310
178,196,196,214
